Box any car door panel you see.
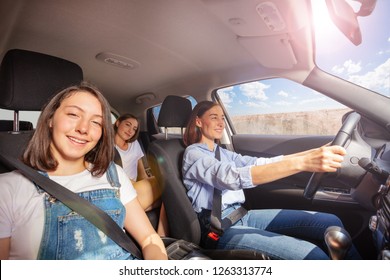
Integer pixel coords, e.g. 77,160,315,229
232,133,332,188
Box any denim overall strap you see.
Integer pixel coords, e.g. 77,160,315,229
106,161,121,188
37,163,137,259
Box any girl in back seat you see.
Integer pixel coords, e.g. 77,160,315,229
114,113,168,236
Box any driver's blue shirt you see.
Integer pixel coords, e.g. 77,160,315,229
182,143,283,213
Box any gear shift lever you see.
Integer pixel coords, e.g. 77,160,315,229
324,226,352,260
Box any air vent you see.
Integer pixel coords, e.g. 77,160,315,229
96,52,140,70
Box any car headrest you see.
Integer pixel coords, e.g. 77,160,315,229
157,95,192,128
0,49,83,111
0,120,33,131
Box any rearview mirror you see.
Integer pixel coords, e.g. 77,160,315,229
325,0,377,46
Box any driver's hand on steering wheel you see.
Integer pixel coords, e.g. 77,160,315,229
303,145,346,173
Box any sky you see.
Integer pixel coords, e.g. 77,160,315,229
218,0,390,116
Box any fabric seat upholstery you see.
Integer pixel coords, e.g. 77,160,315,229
0,120,33,131
147,96,200,242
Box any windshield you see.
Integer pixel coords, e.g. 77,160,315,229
313,0,389,97
216,0,389,135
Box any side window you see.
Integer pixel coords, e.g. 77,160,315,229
216,78,350,135
151,96,197,134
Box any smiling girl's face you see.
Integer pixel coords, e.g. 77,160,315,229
49,90,103,169
116,117,139,142
196,105,225,150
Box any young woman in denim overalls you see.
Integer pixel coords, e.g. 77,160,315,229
0,82,167,260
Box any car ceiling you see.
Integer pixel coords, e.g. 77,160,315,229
0,0,315,116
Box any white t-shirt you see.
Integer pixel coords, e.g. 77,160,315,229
0,165,136,260
116,140,144,181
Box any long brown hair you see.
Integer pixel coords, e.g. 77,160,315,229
113,113,140,143
183,101,220,146
22,81,115,176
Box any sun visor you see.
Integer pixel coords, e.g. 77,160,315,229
201,0,306,36
238,34,297,69
201,0,309,69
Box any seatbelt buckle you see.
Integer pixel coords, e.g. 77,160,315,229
204,231,220,249
207,231,220,241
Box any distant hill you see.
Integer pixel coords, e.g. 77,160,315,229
231,108,351,135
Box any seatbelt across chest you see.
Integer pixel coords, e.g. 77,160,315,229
0,153,143,259
209,145,247,236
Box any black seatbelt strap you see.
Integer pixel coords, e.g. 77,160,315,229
137,139,153,177
114,147,123,167
210,185,223,235
0,153,143,260
209,145,247,237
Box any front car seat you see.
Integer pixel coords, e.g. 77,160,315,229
147,96,200,243
0,120,33,131
0,49,83,172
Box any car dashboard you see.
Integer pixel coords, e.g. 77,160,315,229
354,120,390,259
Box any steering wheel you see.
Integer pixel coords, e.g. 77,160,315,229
303,112,361,199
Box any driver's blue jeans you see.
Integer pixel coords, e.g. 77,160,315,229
217,205,361,260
